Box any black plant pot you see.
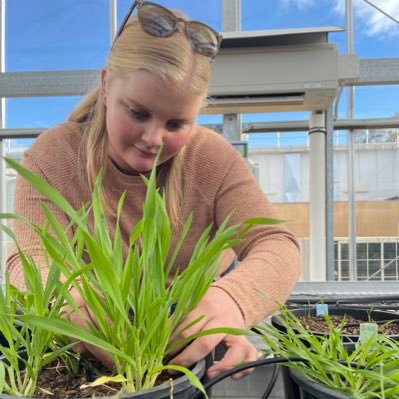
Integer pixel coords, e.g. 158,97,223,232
289,368,350,399
117,358,206,399
272,305,399,399
271,305,399,342
0,358,206,399
191,356,299,399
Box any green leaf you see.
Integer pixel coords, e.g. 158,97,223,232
168,327,249,354
80,374,127,389
3,148,269,395
4,157,84,229
156,364,208,399
0,360,5,394
18,315,134,365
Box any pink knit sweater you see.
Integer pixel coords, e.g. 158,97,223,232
7,123,301,326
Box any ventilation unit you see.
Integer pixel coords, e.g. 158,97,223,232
204,27,359,114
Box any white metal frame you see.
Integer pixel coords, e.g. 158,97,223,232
1,1,399,287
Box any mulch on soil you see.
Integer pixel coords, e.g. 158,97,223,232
298,314,399,336
31,359,174,399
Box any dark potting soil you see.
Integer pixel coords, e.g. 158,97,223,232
31,359,174,399
298,314,399,336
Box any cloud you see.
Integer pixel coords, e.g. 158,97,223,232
281,0,399,38
333,0,399,39
281,0,317,10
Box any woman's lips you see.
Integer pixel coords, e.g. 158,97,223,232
134,146,157,157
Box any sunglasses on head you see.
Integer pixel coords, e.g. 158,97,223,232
114,0,222,58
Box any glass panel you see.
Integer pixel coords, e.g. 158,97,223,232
6,97,82,129
119,1,222,31
241,0,345,53
242,1,399,58
384,242,396,259
7,1,109,71
341,243,349,260
356,243,367,259
357,260,368,278
355,86,399,123
4,140,21,259
341,260,349,280
368,243,381,260
353,123,399,281
368,260,381,278
4,0,399,289
384,263,397,278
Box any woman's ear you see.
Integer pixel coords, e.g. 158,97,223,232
101,67,107,102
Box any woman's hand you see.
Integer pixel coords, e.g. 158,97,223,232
168,286,259,380
64,286,114,370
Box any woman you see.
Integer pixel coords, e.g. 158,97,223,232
8,1,301,380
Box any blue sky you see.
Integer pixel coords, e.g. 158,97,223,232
4,0,399,147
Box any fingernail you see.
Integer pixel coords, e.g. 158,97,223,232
208,370,220,379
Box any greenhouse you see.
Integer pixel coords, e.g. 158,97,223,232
0,0,399,398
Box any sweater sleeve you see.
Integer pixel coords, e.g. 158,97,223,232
211,144,301,326
6,152,72,289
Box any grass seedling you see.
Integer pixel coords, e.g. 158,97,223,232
256,305,399,398
2,154,275,397
0,221,76,397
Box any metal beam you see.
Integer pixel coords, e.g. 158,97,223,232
221,0,242,142
1,117,398,140
357,58,399,86
308,111,327,281
0,128,45,139
292,281,399,296
222,0,240,32
325,108,335,281
243,118,399,133
0,70,99,98
2,117,399,140
0,0,5,277
1,59,398,99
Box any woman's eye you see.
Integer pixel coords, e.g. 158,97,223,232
166,120,185,132
128,108,149,120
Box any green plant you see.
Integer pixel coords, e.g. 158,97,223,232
256,305,399,398
0,155,279,397
0,222,77,397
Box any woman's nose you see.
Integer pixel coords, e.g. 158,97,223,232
142,125,164,147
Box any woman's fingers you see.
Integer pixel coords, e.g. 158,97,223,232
168,287,250,372
207,336,260,380
64,288,115,369
170,332,261,381
71,341,114,370
83,343,114,370
168,311,208,357
168,330,226,368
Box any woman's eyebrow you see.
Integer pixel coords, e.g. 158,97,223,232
123,97,194,123
123,97,147,109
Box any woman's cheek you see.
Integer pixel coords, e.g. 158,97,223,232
166,132,190,152
117,119,140,142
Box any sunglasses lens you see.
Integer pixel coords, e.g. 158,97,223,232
186,21,219,57
139,3,177,37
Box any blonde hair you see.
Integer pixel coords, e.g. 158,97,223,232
68,14,212,225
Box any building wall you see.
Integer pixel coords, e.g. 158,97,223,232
249,144,399,203
248,144,399,254
273,200,399,239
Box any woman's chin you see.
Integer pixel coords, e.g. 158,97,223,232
134,160,156,173
111,159,153,175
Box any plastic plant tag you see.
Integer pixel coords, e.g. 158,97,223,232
360,322,378,344
316,303,329,316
